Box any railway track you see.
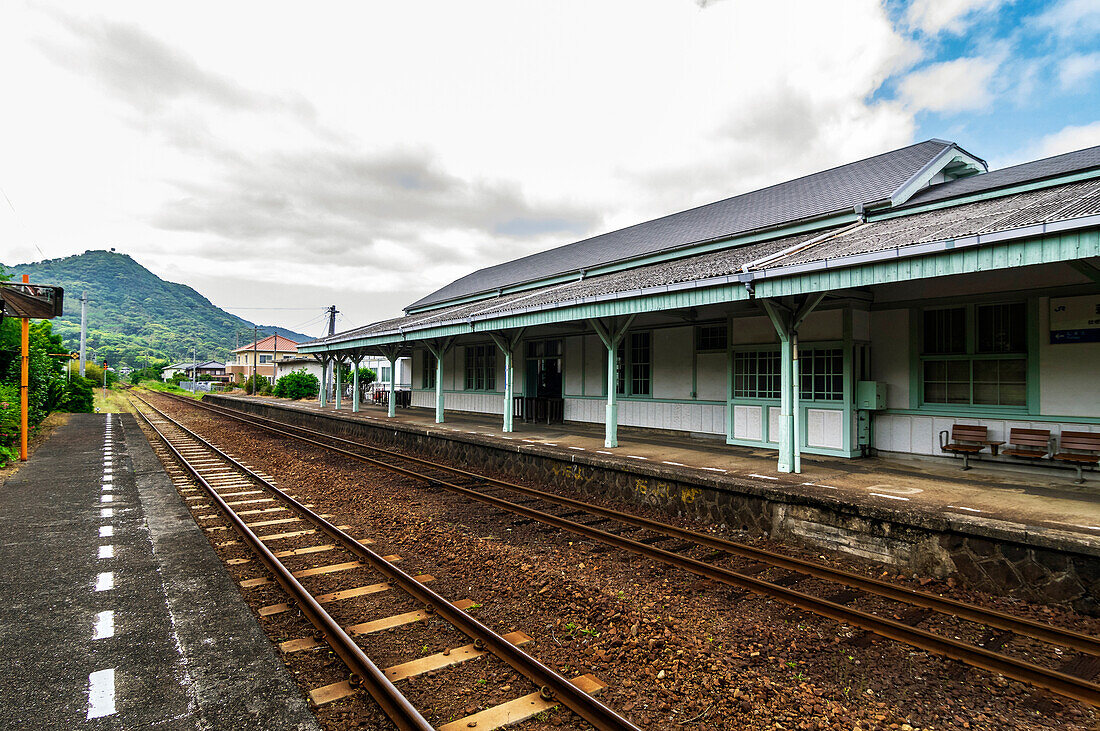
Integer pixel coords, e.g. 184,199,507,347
129,393,639,731
149,390,1100,708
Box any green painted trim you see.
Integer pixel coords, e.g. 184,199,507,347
908,308,920,410
753,230,1100,301
563,394,725,405
405,211,859,316
1027,296,1041,416
878,408,1100,425
869,167,1100,222
301,230,1100,356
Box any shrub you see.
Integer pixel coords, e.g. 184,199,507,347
243,374,269,395
274,370,319,400
60,377,95,413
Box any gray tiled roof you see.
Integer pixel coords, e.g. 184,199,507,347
406,140,959,311
901,144,1100,209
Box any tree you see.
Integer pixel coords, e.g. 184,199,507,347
274,370,319,400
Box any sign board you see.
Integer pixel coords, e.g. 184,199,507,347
1050,295,1100,344
0,282,64,319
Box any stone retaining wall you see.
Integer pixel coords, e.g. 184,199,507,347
208,395,1100,614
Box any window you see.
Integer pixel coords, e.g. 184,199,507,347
799,348,843,401
920,303,1027,408
695,324,728,351
733,350,780,399
615,332,651,396
464,344,496,391
380,365,391,383
421,350,436,389
259,355,271,363
732,347,843,401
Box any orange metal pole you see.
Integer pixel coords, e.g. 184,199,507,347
20,274,30,461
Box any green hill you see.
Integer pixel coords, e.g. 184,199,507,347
4,250,312,367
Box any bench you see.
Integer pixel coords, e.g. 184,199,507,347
1001,428,1051,461
939,424,993,470
1054,431,1100,483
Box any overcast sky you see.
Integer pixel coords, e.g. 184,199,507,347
2,0,1099,338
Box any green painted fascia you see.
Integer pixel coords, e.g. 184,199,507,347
754,229,1100,300
303,282,752,353
869,167,1100,223
404,211,860,316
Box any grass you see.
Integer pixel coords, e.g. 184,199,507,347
139,382,206,400
93,388,133,413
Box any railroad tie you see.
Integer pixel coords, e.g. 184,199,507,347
308,630,533,705
437,674,608,731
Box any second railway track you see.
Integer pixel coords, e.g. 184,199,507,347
148,389,1100,709
130,392,639,731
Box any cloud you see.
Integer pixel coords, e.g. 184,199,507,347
1036,0,1100,38
904,0,1012,35
897,56,1000,113
1059,52,1100,89
1032,121,1100,159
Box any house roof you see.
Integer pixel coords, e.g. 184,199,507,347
234,334,300,353
166,361,225,370
405,140,981,312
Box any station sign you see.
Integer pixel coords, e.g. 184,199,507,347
1050,295,1100,344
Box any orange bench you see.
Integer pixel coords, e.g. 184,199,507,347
938,424,995,470
1054,431,1100,483
1001,428,1051,461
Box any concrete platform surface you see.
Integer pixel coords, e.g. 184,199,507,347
0,412,320,730
230,395,1100,545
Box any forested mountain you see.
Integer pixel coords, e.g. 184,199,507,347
4,250,312,367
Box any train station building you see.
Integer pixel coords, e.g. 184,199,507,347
300,140,1100,476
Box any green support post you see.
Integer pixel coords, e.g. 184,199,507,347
319,358,327,407
387,354,397,418
352,354,360,413
762,294,824,474
591,315,635,449
489,329,525,433
425,338,454,424
334,357,342,410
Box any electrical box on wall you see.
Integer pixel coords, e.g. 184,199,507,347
856,381,886,410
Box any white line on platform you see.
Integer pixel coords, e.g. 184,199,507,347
100,526,113,537
662,461,685,466
101,485,111,492
87,669,116,719
595,450,612,455
870,492,909,501
102,475,113,483
817,485,839,490
98,545,114,559
947,505,982,513
93,610,114,640
100,508,113,518
569,447,585,451
543,443,557,446
95,572,114,592
100,495,113,503
627,455,648,460
748,473,778,480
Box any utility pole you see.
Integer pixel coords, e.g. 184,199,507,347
191,343,197,392
325,305,337,402
79,290,88,377
252,325,258,391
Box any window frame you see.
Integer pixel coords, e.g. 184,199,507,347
917,301,1030,412
463,343,497,392
420,350,437,389
730,344,845,403
695,323,728,352
615,331,651,397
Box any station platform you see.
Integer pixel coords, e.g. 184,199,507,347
228,395,1100,542
0,412,319,729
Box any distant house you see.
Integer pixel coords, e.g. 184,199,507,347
274,356,322,383
164,361,227,381
229,335,300,381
